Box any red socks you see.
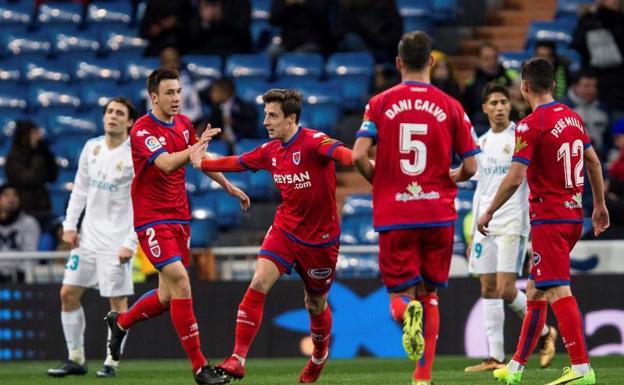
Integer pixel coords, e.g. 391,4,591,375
232,288,266,359
310,306,332,360
414,294,439,381
118,289,167,330
512,300,548,365
390,295,413,323
552,296,589,365
170,298,206,373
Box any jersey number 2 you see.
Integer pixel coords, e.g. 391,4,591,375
557,139,584,188
400,123,427,175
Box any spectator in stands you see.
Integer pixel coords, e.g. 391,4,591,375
140,0,192,56
0,184,40,283
509,77,531,123
572,0,624,120
372,64,400,95
188,0,252,55
333,0,403,64
562,71,610,158
605,118,624,230
268,0,331,57
5,120,58,228
155,46,203,123
201,78,258,151
464,42,515,134
533,40,572,100
431,50,462,101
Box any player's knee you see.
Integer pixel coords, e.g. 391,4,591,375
481,283,498,298
496,282,516,302
60,286,80,308
304,296,326,315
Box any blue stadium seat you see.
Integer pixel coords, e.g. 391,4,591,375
0,30,51,59
121,56,159,82
556,0,593,18
0,88,27,113
28,84,81,113
100,30,147,58
205,140,229,158
558,48,581,73
456,187,474,215
209,188,245,228
36,3,83,27
250,19,279,51
236,79,272,104
22,59,71,84
0,2,33,26
80,82,123,111
235,139,274,199
236,138,267,154
0,60,21,85
433,0,459,21
499,51,531,71
47,112,99,138
341,193,372,218
49,186,71,218
225,53,271,81
73,57,121,87
397,0,432,17
340,216,377,245
251,0,271,20
189,208,218,247
526,20,575,49
402,16,434,35
336,254,379,278
326,52,374,110
296,81,342,133
86,1,133,28
0,112,25,140
51,31,101,60
184,54,222,91
52,132,96,168
119,80,149,111
276,53,324,82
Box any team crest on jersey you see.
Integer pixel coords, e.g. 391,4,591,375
93,145,101,156
514,137,528,153
145,136,162,152
516,123,529,133
115,160,124,172
183,130,189,143
150,245,161,258
503,144,512,154
292,151,301,165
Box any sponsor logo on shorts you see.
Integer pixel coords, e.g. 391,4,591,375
145,136,162,152
532,252,541,266
308,268,333,280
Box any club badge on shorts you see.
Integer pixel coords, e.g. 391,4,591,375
150,245,161,258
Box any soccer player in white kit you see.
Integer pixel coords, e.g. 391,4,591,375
464,84,557,372
47,97,139,378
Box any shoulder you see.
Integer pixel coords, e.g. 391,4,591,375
176,114,193,127
18,212,39,229
131,114,154,136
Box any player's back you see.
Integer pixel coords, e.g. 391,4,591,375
362,81,478,230
513,101,591,223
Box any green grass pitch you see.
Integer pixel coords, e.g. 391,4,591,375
1,355,622,384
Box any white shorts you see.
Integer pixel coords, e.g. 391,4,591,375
62,248,134,298
468,232,527,275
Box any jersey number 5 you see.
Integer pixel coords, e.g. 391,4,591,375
400,123,427,175
557,139,584,188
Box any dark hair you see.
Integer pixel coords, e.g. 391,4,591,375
398,31,433,71
146,69,179,95
534,40,557,54
482,82,510,103
521,57,555,94
262,89,302,123
0,183,17,196
573,69,597,84
103,97,138,123
12,120,39,148
478,41,499,56
211,77,235,96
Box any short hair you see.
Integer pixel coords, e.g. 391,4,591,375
211,77,235,96
521,57,555,94
146,69,179,95
262,89,302,123
482,82,510,103
0,183,17,196
534,40,557,54
398,31,433,71
103,97,138,123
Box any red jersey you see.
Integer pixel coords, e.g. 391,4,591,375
239,128,342,246
357,81,479,231
512,101,591,224
130,111,197,230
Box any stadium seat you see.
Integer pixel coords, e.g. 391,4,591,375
36,3,83,27
526,20,575,49
100,30,147,58
0,88,27,113
235,139,274,199
251,0,271,20
455,187,474,215
341,193,373,218
209,188,245,228
236,79,272,105
0,2,33,26
119,80,149,111
225,53,271,81
296,81,342,133
326,52,374,110
73,57,122,87
49,187,71,218
396,0,432,17
184,54,222,91
250,19,279,51
22,59,71,84
275,53,324,82
556,0,593,18
190,208,218,247
205,139,229,158
46,112,99,137
558,47,582,73
86,1,133,28
52,132,96,168
51,31,101,60
0,30,51,60
402,16,434,35
28,84,81,113
121,56,159,82
433,0,459,21
499,51,531,71
336,253,379,278
340,216,377,245
0,60,21,85
80,82,123,111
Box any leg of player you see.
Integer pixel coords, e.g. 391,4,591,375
499,272,557,369
411,283,439,385
544,286,595,385
298,290,332,384
47,285,88,377
218,258,281,379
97,296,128,378
388,286,424,364
465,274,506,372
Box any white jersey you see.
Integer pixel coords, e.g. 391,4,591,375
472,123,529,236
62,136,138,254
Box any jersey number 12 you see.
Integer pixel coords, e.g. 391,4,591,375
557,139,584,188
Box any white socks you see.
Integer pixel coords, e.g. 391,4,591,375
311,351,329,365
483,298,505,362
61,307,86,365
572,363,591,375
508,291,549,337
508,359,524,373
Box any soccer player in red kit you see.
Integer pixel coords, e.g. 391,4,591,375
189,89,354,383
478,58,609,385
105,69,250,385
352,31,478,385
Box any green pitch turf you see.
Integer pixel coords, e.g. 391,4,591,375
1,355,622,384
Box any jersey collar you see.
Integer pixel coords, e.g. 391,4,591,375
535,100,559,110
402,81,430,86
281,126,302,147
148,110,175,128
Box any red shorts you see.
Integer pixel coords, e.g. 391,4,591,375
529,223,582,288
378,226,454,292
259,226,339,295
137,223,191,270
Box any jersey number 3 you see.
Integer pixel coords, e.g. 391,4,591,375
557,139,584,188
400,123,427,175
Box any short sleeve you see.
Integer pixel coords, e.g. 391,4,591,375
581,124,592,149
356,101,378,141
453,102,480,159
512,120,538,165
131,124,167,164
308,131,344,159
239,143,269,171
181,115,198,146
